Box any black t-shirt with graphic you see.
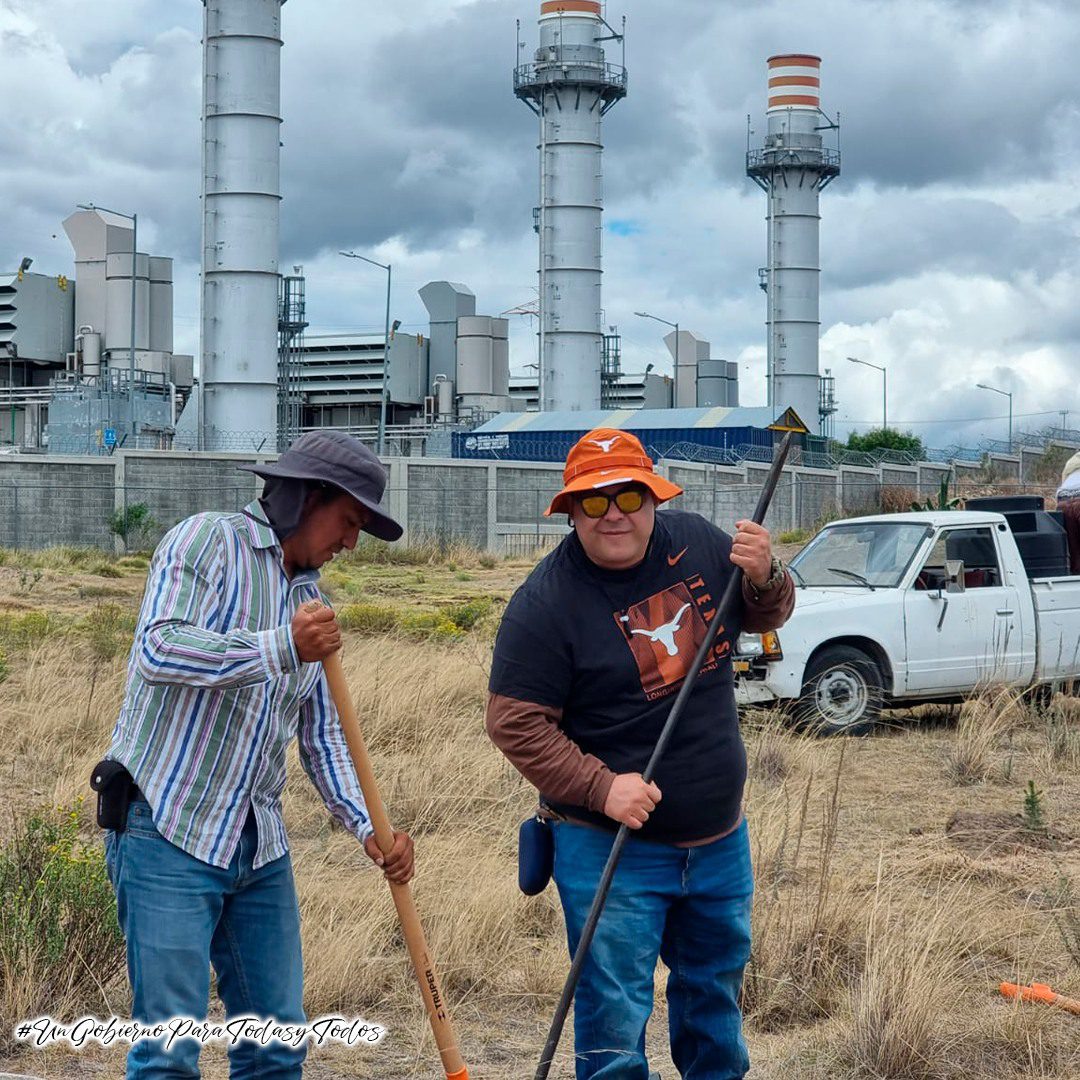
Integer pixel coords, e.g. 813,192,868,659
489,509,746,843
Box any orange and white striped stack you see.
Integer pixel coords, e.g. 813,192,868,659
767,54,821,112
540,0,601,19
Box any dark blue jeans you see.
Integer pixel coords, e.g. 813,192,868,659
552,819,753,1080
105,800,306,1079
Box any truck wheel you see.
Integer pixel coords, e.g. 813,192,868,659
798,645,884,736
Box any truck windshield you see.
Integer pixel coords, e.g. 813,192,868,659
789,522,928,588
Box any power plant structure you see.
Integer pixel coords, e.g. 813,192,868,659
514,0,627,413
41,208,192,454
2,24,836,461
747,54,840,435
198,0,285,450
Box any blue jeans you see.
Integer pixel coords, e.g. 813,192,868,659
104,800,306,1079
552,819,753,1080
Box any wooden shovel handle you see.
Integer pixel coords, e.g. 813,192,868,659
322,650,468,1079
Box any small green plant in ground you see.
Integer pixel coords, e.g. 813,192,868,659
107,502,158,552
336,596,494,641
0,799,125,1023
777,528,811,545
910,475,961,513
88,558,123,578
82,603,136,658
0,610,52,651
337,603,400,634
17,568,43,593
116,553,151,571
1022,780,1046,833
399,610,464,642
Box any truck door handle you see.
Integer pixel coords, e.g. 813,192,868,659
996,609,1014,617
937,596,949,630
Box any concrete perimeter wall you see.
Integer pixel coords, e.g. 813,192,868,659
0,450,1057,555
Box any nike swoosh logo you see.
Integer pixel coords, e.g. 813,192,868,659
668,546,688,567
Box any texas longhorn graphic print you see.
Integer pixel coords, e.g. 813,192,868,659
615,580,731,700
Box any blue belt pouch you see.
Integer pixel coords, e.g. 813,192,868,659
518,814,554,895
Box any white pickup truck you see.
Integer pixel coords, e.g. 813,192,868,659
734,509,1080,734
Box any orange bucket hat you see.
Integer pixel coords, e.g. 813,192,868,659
545,428,683,516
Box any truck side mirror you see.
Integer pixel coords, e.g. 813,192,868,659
944,559,966,593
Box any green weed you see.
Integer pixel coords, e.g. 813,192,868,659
399,611,463,643
777,528,811,545
1022,780,1046,833
337,603,400,634
0,610,52,650
107,502,158,552
0,799,125,1025
443,597,493,632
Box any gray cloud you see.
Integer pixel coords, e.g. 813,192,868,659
2,0,1078,453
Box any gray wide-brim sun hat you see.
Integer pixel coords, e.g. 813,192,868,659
239,431,403,542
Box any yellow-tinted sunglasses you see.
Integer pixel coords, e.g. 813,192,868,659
577,485,647,519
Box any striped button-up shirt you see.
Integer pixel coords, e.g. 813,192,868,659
107,500,370,869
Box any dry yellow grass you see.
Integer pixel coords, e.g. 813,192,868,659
0,553,1078,1078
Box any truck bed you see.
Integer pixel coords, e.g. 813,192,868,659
1032,576,1080,681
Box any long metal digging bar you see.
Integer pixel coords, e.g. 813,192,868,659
535,432,794,1079
322,647,469,1080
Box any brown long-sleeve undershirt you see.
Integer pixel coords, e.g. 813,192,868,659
486,571,796,808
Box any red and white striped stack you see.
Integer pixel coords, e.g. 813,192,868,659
767,54,821,112
540,0,602,19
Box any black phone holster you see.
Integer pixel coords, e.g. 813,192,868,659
90,759,135,832
518,812,555,896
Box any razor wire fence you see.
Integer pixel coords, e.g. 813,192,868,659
0,466,1065,558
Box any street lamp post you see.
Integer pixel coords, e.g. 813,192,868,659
8,348,14,447
635,311,680,405
976,382,1014,452
340,251,391,457
847,356,887,432
78,204,138,442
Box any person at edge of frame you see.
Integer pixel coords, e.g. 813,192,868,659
96,430,414,1080
486,427,796,1080
1057,448,1080,574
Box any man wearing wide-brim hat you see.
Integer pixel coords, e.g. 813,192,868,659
99,431,413,1079
487,427,795,1079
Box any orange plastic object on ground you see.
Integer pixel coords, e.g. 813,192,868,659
1000,982,1080,1016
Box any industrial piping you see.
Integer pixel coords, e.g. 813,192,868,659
200,0,285,450
515,1,627,413
747,54,841,435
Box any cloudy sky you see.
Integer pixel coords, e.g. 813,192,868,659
2,0,1078,450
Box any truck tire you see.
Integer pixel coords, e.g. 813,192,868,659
798,645,884,736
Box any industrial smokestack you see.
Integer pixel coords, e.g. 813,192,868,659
199,0,284,450
747,54,840,434
515,1,627,412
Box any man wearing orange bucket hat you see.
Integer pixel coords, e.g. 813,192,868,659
487,427,794,1079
